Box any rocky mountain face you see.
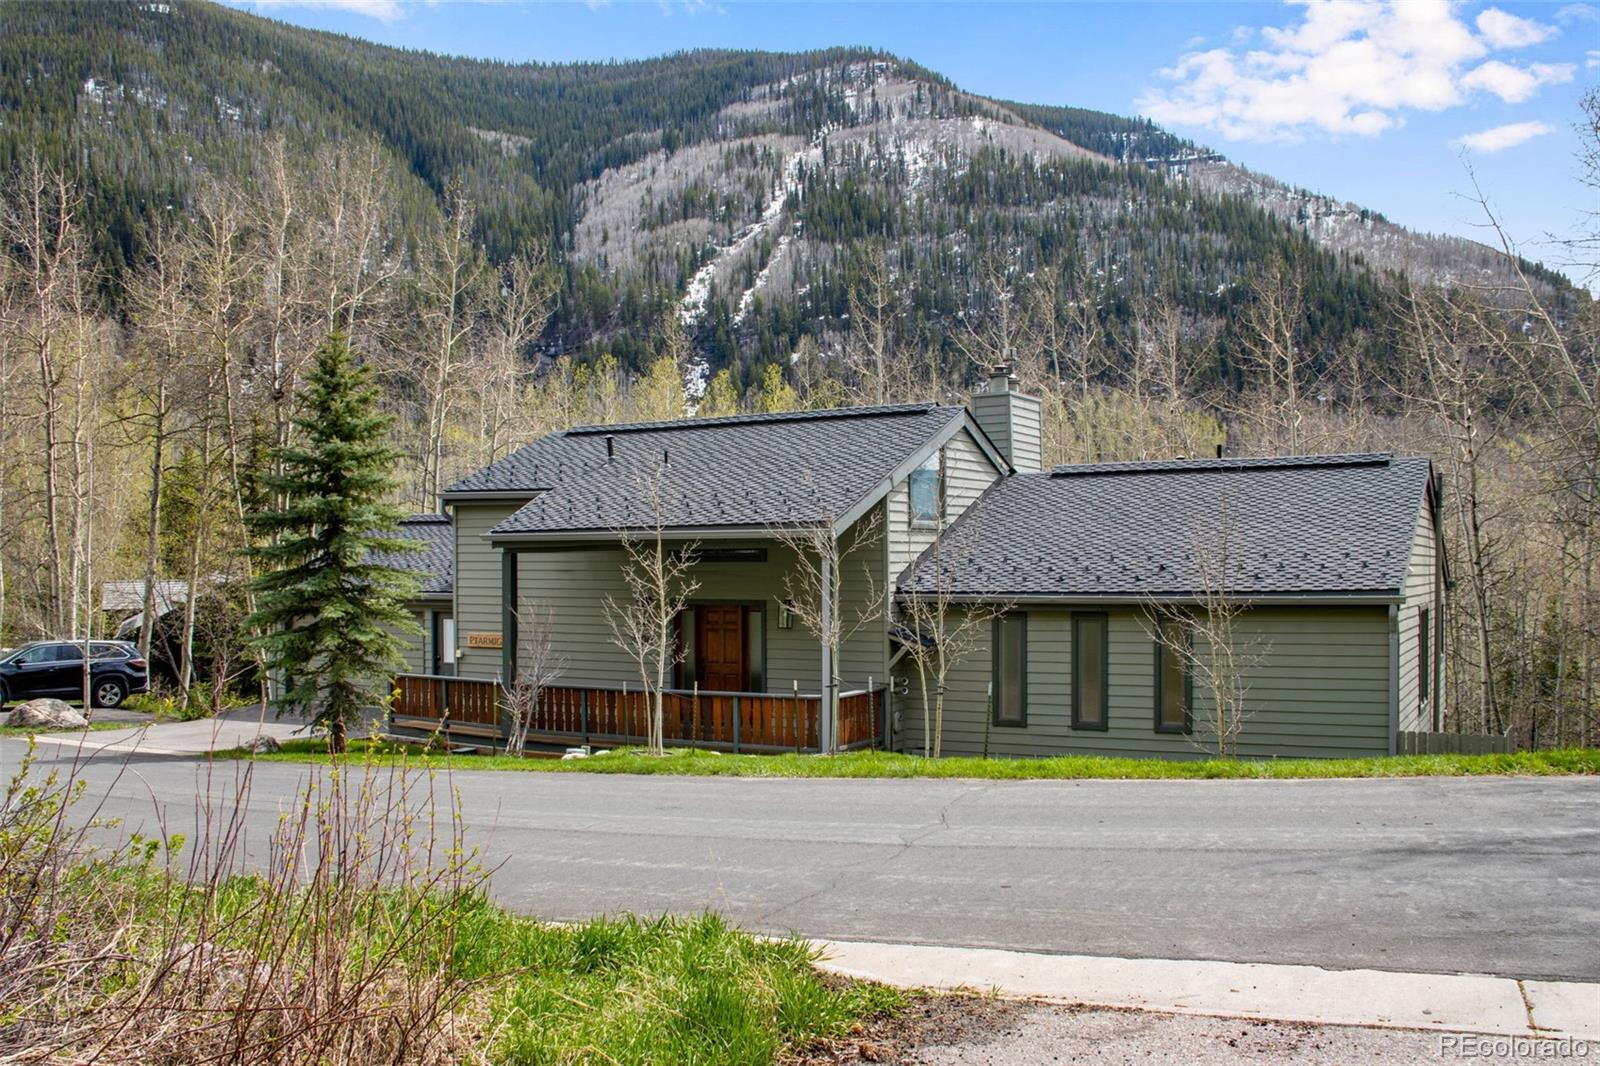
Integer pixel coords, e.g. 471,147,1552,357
0,0,1576,389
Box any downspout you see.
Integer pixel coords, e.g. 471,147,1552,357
820,546,834,754
501,549,518,683
1387,603,1400,755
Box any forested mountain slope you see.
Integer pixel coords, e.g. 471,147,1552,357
0,0,1574,393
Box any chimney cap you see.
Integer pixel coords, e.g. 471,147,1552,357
989,363,1013,378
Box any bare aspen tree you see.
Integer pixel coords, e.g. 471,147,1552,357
125,228,193,662
898,519,1011,758
502,606,565,757
1058,254,1106,401
846,244,895,404
1142,497,1268,758
252,136,319,496
474,250,555,465
1401,287,1509,733
3,157,85,633
1238,253,1311,455
603,467,700,755
772,507,885,752
313,136,397,337
416,184,486,506
1466,174,1600,745
953,259,1035,376
0,240,18,640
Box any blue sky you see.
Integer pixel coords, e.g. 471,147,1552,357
232,0,1597,282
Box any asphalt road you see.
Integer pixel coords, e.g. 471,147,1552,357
9,740,1598,982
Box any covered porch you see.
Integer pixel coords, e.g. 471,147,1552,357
459,525,890,753
387,673,886,754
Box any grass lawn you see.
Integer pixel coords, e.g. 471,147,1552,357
5,748,901,1063
0,718,133,736
455,907,901,1063
234,739,1600,779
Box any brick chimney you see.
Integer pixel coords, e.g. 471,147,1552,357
971,363,1043,473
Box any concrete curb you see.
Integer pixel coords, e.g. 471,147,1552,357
815,940,1599,1041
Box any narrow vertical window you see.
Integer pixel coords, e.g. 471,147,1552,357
908,450,944,526
1418,607,1430,704
992,612,1027,726
1072,613,1108,730
1154,620,1192,734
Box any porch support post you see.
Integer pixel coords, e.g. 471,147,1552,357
502,549,518,683
820,547,835,754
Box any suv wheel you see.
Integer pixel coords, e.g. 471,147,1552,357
93,678,126,710
0,681,8,708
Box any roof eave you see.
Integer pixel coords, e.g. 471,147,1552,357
488,522,830,546
829,411,1000,538
440,490,545,504
893,590,1406,607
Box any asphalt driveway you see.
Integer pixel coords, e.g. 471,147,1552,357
7,740,1597,981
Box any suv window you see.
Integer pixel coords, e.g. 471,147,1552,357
13,645,54,665
91,643,128,660
54,644,83,662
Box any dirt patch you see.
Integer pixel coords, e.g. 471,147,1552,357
794,995,1548,1065
792,991,1023,1064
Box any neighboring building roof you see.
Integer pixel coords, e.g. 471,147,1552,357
898,453,1434,601
101,579,190,614
377,513,454,597
476,404,974,538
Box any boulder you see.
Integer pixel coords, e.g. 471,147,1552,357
7,698,88,729
238,735,281,754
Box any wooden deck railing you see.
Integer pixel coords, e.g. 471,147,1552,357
388,674,885,753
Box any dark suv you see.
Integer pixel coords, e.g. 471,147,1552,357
0,641,150,709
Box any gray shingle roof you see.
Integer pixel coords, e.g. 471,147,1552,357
899,453,1433,600
376,514,453,596
479,404,967,537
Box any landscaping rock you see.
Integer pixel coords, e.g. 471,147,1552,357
8,698,88,729
238,736,281,754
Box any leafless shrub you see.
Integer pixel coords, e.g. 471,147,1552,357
503,604,565,757
1142,496,1269,758
604,465,700,755
0,745,492,1064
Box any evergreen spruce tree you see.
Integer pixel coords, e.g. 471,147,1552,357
246,333,418,752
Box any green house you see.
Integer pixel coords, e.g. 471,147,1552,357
387,369,1446,759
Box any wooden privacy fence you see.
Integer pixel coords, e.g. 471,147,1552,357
1397,731,1512,755
389,673,885,754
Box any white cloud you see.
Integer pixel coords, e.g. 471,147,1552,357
1556,3,1600,23
1461,59,1576,102
1475,8,1555,48
1455,120,1553,152
1588,49,1600,70
1139,1,1576,142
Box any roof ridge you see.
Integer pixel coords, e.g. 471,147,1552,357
1050,452,1396,479
400,512,452,523
565,402,943,436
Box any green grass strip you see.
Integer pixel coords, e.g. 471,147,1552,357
230,739,1600,780
0,719,135,736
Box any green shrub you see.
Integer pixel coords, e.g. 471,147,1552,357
123,681,248,721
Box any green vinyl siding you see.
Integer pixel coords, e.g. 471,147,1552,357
392,608,429,674
512,519,889,694
886,428,1002,583
452,501,529,679
1397,499,1439,733
895,606,1393,759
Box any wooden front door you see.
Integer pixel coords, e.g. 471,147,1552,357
696,605,746,691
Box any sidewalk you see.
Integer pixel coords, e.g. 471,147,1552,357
12,706,307,757
816,940,1599,1042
